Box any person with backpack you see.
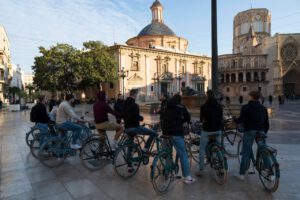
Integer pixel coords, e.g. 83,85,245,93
30,95,51,144
196,90,223,176
163,94,195,184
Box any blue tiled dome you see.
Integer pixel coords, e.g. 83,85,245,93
138,22,176,37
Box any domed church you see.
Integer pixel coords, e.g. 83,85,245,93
104,0,211,101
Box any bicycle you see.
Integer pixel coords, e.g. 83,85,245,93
37,123,94,168
80,129,146,171
237,133,280,193
113,123,161,179
150,135,180,194
222,116,242,157
25,125,41,147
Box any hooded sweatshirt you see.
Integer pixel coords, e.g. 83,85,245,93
200,98,223,132
122,97,143,129
93,92,119,124
163,97,191,136
235,100,269,133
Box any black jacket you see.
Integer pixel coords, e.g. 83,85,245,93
200,98,223,132
235,100,269,133
163,98,191,136
30,103,50,123
114,99,124,115
123,97,143,129
159,100,168,121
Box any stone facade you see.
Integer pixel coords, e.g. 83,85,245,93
0,25,12,101
102,0,211,101
219,9,300,99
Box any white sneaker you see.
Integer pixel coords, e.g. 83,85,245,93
183,176,196,184
234,173,245,181
70,143,82,149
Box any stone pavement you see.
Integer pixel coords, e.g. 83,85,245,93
1,102,300,199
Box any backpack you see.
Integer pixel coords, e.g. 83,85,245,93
30,105,39,122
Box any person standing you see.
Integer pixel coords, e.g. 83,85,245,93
196,90,223,176
268,95,273,105
239,96,243,105
278,95,282,105
48,95,57,112
114,94,124,124
163,94,195,184
0,98,3,110
157,93,168,131
234,91,269,180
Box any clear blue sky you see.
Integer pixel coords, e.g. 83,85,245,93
0,0,299,73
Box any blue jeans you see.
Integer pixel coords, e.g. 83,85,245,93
171,136,190,177
240,130,269,175
56,121,83,144
126,126,157,150
198,130,222,170
36,123,48,145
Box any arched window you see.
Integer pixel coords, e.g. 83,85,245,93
231,73,236,83
246,72,251,82
261,72,266,81
226,74,230,83
162,64,168,73
181,65,185,73
238,73,243,82
254,72,259,81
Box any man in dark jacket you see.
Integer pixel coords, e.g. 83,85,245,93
30,95,51,144
48,95,57,112
234,91,270,181
114,94,124,124
123,89,157,152
163,94,195,184
94,91,123,149
196,90,223,176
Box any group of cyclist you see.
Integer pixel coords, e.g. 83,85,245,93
30,88,270,185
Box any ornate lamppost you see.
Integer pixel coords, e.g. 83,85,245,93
118,67,129,99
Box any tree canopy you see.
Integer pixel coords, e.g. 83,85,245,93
32,41,117,93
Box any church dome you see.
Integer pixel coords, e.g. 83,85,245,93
138,22,176,37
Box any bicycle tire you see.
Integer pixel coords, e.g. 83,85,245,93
30,136,41,158
38,138,67,168
186,136,200,164
222,131,242,157
151,151,173,194
113,143,142,179
80,138,110,171
25,128,40,147
257,150,280,193
210,146,227,185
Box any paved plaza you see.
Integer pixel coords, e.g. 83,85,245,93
1,102,300,200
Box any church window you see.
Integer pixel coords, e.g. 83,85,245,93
132,61,139,71
243,87,247,92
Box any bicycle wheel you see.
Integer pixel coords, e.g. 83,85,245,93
210,146,227,185
38,138,67,168
25,128,40,147
151,151,173,194
113,143,142,178
30,136,41,158
186,136,200,164
80,138,110,171
258,150,280,193
223,131,242,157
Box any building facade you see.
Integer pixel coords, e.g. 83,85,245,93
0,26,12,101
219,9,300,99
104,0,211,101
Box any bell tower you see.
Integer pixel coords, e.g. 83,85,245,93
151,0,164,23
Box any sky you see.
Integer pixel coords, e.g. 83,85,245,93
0,0,300,73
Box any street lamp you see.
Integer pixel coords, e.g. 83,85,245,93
118,67,129,99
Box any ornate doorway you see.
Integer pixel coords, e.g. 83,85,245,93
283,68,300,95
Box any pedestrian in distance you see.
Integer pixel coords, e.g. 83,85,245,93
268,95,273,105
0,98,3,111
